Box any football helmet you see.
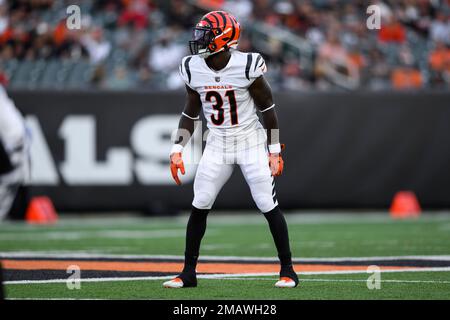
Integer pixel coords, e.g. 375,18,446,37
189,11,241,58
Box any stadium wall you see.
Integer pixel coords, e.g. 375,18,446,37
9,90,450,212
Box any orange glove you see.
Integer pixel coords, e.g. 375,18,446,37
269,144,285,177
170,152,185,185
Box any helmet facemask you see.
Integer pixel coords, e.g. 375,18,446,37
189,26,221,58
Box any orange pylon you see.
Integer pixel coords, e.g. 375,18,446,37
390,191,421,219
25,196,58,224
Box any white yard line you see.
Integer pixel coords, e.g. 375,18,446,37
300,279,450,284
221,277,450,284
0,230,188,240
4,267,450,285
1,251,450,262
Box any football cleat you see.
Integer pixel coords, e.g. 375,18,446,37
275,277,297,288
163,272,197,288
163,277,184,288
275,266,299,288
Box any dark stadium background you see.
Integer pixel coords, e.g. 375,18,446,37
1,0,449,214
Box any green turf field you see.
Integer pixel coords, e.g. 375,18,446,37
5,272,450,300
1,212,450,300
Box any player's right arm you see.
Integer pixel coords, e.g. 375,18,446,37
170,84,202,185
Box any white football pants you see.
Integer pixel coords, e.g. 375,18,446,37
192,143,278,213
0,143,28,221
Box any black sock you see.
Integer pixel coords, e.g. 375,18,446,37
182,206,209,273
263,206,293,268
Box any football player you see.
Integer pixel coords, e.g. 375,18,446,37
0,84,29,221
164,11,298,288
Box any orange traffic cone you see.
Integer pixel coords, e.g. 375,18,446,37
25,196,58,224
390,191,421,219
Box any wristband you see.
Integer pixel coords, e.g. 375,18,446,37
182,112,200,120
170,144,184,155
268,143,281,154
260,104,275,113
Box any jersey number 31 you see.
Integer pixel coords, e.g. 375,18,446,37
206,90,238,126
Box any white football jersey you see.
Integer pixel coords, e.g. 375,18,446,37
179,50,268,152
0,85,26,151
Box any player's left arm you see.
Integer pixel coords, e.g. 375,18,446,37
248,75,284,177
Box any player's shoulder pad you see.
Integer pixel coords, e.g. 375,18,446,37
244,52,267,81
179,55,193,85
179,55,203,88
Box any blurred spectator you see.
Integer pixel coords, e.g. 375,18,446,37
428,41,450,86
390,41,423,90
391,66,423,90
167,0,198,29
0,0,449,91
0,1,7,36
223,0,252,21
136,65,154,89
91,65,106,87
398,44,416,66
104,65,133,90
148,32,186,73
316,31,359,89
118,0,152,29
0,68,8,86
252,0,274,22
429,42,450,72
372,0,393,22
116,24,147,60
430,12,450,44
280,59,308,90
367,48,391,90
378,16,406,44
236,34,254,53
80,27,111,64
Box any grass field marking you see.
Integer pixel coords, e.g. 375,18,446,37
0,229,191,241
5,267,450,286
299,267,450,275
2,252,450,262
301,279,450,284
202,243,237,250
210,212,450,225
219,277,450,284
4,275,176,285
1,212,448,231
438,224,450,232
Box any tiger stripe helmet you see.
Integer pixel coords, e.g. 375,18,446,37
189,11,241,58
